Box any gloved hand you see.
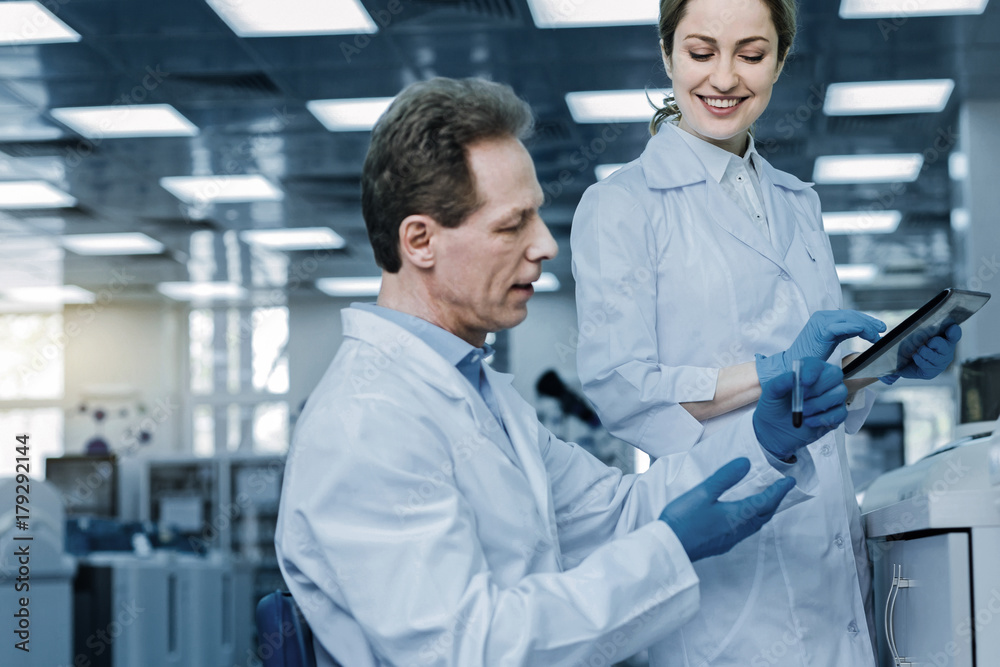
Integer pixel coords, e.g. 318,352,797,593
756,310,885,385
880,323,962,384
659,458,794,562
753,357,848,461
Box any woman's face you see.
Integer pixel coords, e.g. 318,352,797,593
663,0,784,154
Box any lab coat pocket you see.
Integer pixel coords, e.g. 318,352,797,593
800,229,842,310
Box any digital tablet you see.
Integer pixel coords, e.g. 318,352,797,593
843,288,992,380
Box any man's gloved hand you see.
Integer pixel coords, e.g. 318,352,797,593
753,357,848,461
659,458,795,563
756,310,885,384
880,323,962,385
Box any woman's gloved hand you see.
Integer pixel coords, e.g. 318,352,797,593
756,310,885,385
880,324,962,384
753,358,848,461
659,458,794,562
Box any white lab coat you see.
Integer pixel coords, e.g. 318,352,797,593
571,127,878,667
275,307,809,667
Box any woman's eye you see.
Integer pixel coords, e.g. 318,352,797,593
742,55,765,63
690,52,712,61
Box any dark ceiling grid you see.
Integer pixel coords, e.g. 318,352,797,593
0,0,991,306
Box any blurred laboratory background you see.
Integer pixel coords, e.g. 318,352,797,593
0,0,999,665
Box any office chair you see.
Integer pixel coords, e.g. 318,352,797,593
255,590,318,667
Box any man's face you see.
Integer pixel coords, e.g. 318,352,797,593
429,137,558,346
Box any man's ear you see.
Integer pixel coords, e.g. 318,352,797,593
398,214,437,269
661,39,672,79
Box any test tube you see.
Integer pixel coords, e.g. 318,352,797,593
792,359,803,428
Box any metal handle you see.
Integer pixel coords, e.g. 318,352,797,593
885,564,912,667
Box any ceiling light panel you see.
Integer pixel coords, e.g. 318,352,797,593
565,90,663,124
595,164,625,181
533,273,561,292
157,282,248,301
840,0,988,17
0,181,76,208
0,2,81,45
62,233,165,255
307,98,394,132
813,154,924,184
207,0,377,36
822,211,902,234
526,0,658,27
160,175,283,204
836,264,880,284
316,277,382,297
824,80,954,115
241,228,346,251
3,285,95,304
51,104,199,139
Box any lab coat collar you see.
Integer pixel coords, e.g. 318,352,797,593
759,158,813,192
341,307,528,471
640,126,707,189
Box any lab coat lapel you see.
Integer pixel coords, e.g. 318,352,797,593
760,160,813,262
342,309,525,470
702,178,789,272
488,369,554,529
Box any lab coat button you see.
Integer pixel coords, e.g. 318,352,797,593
821,444,832,456
834,534,845,548
847,621,858,634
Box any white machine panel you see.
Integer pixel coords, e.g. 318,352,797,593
872,533,972,667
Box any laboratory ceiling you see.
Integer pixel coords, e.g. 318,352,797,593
0,0,997,311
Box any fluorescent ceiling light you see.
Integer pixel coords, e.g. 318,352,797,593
533,272,561,292
157,282,248,301
951,208,970,232
824,80,954,116
595,164,625,181
62,233,164,255
3,285,95,304
836,264,880,284
0,181,76,208
51,104,199,139
206,0,377,36
565,90,662,124
316,276,382,297
160,175,283,204
241,227,346,251
840,0,988,18
822,211,902,234
949,152,968,181
526,0,657,27
307,98,394,132
813,154,923,184
0,2,81,45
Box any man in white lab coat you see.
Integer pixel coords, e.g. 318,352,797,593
274,77,851,667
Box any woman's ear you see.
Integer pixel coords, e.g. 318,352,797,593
660,39,673,79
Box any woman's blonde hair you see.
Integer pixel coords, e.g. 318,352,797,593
650,0,798,134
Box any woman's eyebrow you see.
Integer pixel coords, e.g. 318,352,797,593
684,34,771,47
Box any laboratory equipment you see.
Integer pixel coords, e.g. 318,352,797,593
0,478,76,667
45,454,118,518
862,421,1000,666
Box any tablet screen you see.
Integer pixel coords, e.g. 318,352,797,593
843,288,992,380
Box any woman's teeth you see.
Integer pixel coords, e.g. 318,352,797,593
703,97,741,108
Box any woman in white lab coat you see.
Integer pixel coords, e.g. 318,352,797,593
571,0,961,665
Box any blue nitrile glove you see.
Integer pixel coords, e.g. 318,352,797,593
659,458,795,562
880,323,962,385
753,357,849,461
756,310,886,385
